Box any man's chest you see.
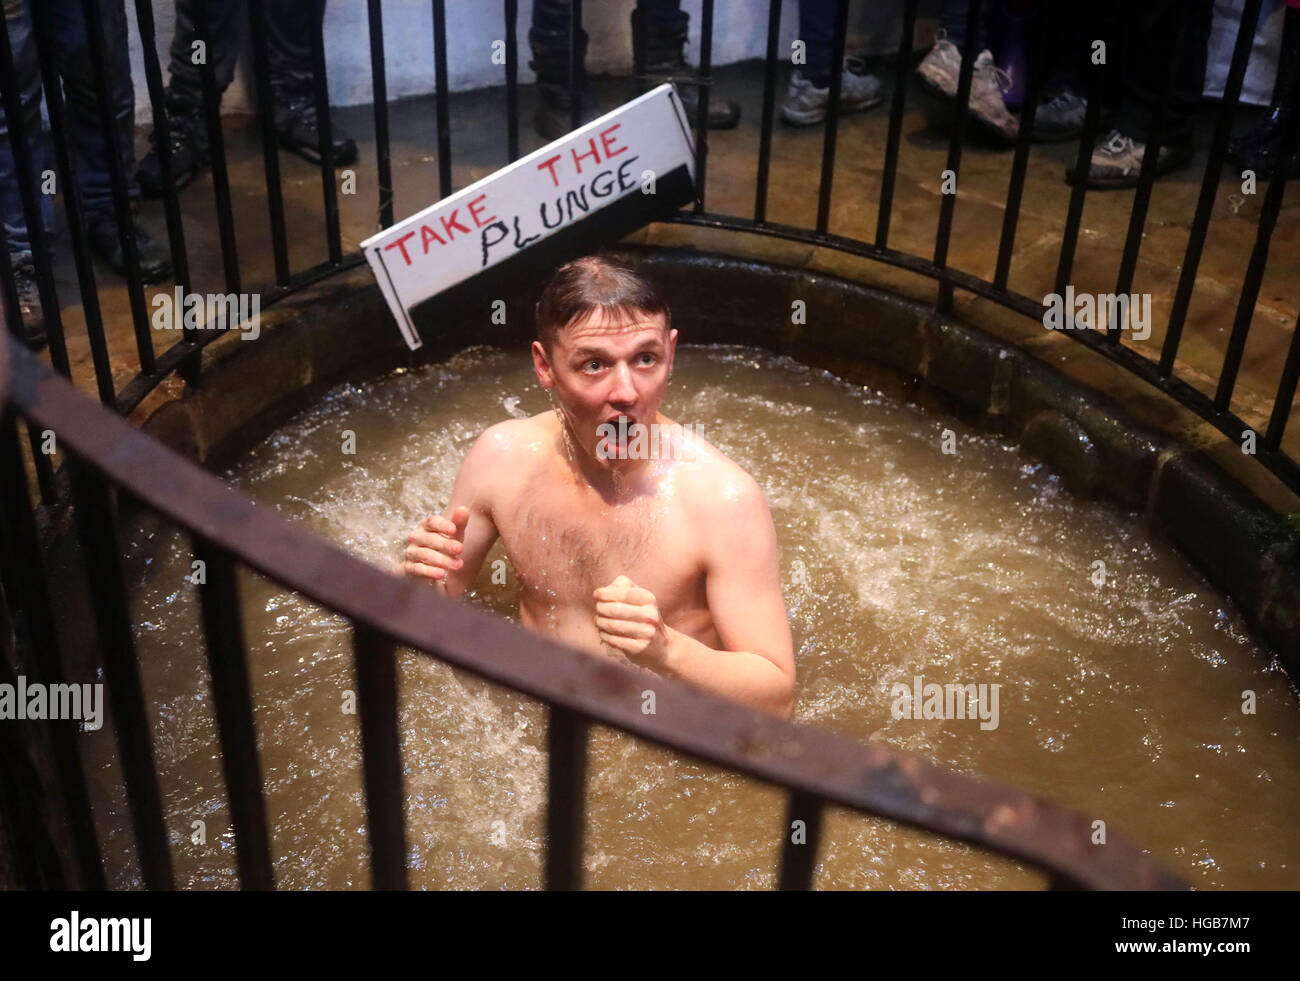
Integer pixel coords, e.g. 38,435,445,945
496,486,703,612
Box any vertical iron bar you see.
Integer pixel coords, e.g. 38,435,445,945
67,459,173,890
0,409,106,888
29,1,112,398
815,0,850,233
0,16,71,376
505,0,520,163
992,4,1046,291
1161,0,1264,376
876,0,919,248
1055,66,1107,298
1113,17,1191,343
778,790,823,890
193,538,274,890
752,0,783,223
568,0,582,136
1215,103,1300,412
933,0,983,312
367,0,395,225
1265,306,1300,451
692,0,715,214
247,0,292,285
194,0,241,294
353,623,407,890
81,0,154,371
132,0,192,308
545,705,587,890
308,0,341,264
433,0,452,198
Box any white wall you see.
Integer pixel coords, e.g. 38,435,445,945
126,0,822,123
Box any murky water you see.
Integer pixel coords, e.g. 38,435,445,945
92,345,1300,889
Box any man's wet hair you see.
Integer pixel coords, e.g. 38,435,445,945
535,255,671,355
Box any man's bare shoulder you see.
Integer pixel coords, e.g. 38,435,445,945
670,424,769,523
459,414,554,495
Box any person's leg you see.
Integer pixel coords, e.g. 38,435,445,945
1111,0,1213,148
796,0,835,87
48,0,170,280
0,0,53,346
528,0,598,139
0,0,52,259
264,0,357,165
1228,0,1300,178
781,0,883,125
137,0,240,195
165,0,242,115
634,0,740,128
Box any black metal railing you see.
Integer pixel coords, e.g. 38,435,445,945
5,0,1291,889
0,328,1186,890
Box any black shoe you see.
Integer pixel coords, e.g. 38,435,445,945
10,252,47,350
534,83,602,141
86,211,173,284
138,110,210,197
273,93,358,166
633,7,740,129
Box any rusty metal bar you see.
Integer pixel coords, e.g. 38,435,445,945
545,706,588,890
193,538,274,890
778,790,823,890
353,623,407,890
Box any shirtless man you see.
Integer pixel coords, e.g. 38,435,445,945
402,256,795,718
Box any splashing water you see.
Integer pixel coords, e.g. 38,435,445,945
93,345,1300,890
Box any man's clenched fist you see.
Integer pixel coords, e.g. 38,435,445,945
593,575,671,671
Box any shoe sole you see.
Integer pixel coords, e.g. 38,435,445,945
781,93,885,127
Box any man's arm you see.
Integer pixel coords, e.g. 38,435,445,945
404,426,504,598
594,473,796,718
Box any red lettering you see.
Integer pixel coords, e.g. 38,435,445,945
599,123,627,160
384,231,416,265
571,138,600,173
537,153,563,187
421,224,445,252
439,208,470,240
467,193,497,228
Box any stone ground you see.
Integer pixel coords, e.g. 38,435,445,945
33,56,1300,505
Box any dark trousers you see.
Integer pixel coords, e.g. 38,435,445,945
1107,0,1214,146
530,0,685,82
1,0,135,255
165,0,318,114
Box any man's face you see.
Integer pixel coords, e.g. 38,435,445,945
532,306,677,468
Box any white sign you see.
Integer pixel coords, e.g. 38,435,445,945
361,84,696,350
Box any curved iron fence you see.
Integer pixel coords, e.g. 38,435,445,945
4,0,1291,889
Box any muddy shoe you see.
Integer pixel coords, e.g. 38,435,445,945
138,110,210,197
10,252,47,350
535,83,602,141
86,211,173,284
967,50,1019,144
781,62,884,126
273,93,359,166
675,83,741,129
1067,128,1194,189
916,29,961,100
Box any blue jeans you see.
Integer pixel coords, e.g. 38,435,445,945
0,0,136,256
